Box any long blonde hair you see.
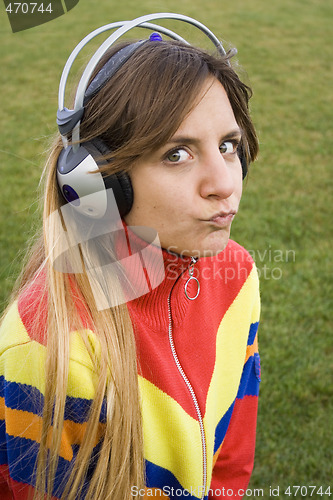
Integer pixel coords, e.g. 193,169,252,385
5,40,259,499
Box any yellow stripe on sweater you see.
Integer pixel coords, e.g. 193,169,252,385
0,302,99,400
204,266,260,487
0,301,31,354
139,375,203,492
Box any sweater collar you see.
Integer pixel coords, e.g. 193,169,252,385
117,222,198,330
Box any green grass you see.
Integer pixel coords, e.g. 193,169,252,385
1,0,332,497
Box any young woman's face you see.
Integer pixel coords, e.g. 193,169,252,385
124,77,243,257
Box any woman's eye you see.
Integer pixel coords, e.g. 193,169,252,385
165,148,190,163
220,141,237,155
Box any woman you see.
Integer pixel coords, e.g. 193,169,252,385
0,18,260,500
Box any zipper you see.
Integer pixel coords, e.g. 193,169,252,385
167,258,207,500
184,257,200,300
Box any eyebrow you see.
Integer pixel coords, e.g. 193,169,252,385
165,128,243,147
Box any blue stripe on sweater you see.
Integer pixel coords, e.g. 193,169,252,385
0,430,102,498
0,376,107,424
247,321,259,346
213,401,235,454
237,355,261,399
146,460,205,499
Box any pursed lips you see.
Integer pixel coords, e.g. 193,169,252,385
198,210,237,228
200,209,237,222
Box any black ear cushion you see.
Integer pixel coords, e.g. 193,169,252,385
115,173,133,215
237,141,249,179
89,136,112,158
88,138,134,216
240,155,248,179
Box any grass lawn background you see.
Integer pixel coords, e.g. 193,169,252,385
0,0,332,495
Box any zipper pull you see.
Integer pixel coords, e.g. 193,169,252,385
184,257,200,300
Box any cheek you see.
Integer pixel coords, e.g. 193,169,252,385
132,170,183,211
126,173,173,226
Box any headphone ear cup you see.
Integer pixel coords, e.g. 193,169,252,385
57,138,134,219
89,138,134,217
57,144,108,218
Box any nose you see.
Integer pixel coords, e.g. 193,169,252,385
199,149,238,200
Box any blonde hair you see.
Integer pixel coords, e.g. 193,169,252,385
4,40,259,499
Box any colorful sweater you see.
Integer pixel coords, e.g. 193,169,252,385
0,239,260,499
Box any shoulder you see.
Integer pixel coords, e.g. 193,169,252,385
0,271,49,389
1,266,48,352
0,300,33,356
0,275,99,401
1,269,94,353
194,240,260,318
3,270,49,348
224,239,259,282
220,239,255,265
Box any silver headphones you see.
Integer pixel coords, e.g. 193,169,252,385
56,13,232,219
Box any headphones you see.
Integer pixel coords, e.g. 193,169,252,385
56,13,248,219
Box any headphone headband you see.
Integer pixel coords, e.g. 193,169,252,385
57,13,227,148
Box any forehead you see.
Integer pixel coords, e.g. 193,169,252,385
174,77,238,137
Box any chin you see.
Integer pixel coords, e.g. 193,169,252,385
197,233,230,258
168,238,230,259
